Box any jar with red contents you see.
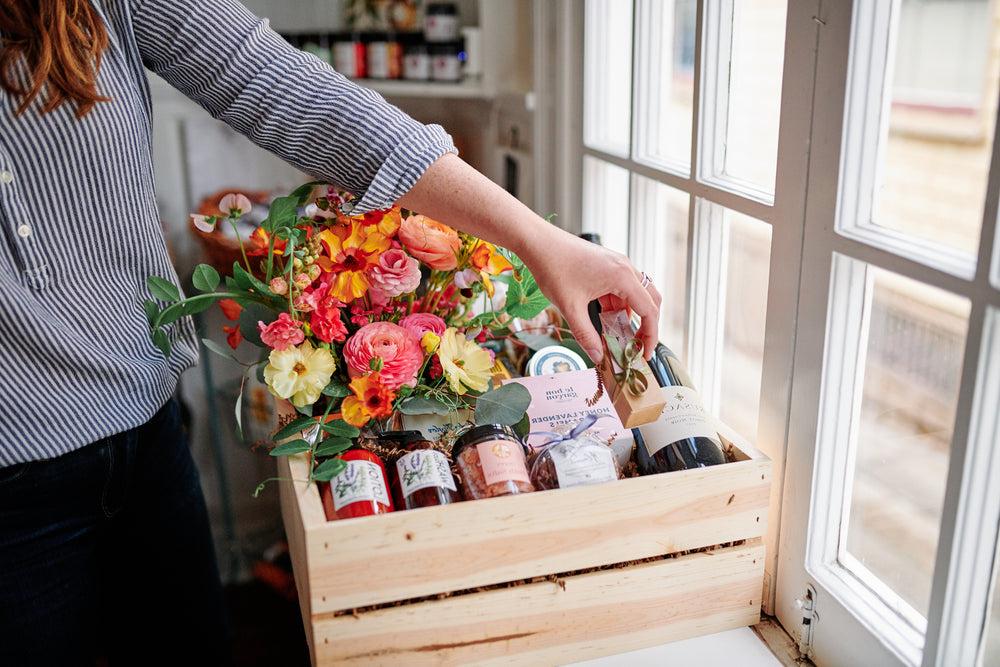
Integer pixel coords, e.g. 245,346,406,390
383,431,460,510
326,449,394,519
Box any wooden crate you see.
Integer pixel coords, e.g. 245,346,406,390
277,438,770,665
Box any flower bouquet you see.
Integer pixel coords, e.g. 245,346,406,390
145,183,550,487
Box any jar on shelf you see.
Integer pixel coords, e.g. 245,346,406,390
367,32,403,79
529,433,621,491
383,431,460,510
430,41,463,82
452,424,534,500
424,2,459,42
332,32,367,78
327,449,394,519
402,39,430,81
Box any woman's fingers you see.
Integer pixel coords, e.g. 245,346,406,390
616,272,660,360
563,300,604,364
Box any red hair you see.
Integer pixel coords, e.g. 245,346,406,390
0,0,110,117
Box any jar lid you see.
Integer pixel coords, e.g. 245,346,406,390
377,430,426,447
426,2,458,15
453,424,522,458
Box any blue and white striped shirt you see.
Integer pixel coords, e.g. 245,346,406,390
0,0,456,465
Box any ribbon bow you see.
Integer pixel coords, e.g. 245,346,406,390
603,333,648,398
529,413,608,450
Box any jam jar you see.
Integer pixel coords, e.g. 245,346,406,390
452,424,534,500
529,433,621,491
327,448,394,519
382,431,459,510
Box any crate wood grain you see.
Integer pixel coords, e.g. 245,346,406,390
312,541,764,665
277,442,769,616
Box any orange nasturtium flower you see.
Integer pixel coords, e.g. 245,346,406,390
469,242,514,298
315,222,389,303
355,206,401,238
340,373,396,427
247,227,286,257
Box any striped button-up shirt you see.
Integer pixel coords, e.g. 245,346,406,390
0,0,456,465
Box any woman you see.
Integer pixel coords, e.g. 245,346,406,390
0,0,661,664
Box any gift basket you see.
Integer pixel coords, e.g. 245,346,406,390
145,184,771,666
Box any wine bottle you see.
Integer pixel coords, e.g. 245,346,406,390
634,344,726,474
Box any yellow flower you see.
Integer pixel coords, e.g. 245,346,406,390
437,327,492,395
263,340,337,408
315,221,390,303
421,331,441,354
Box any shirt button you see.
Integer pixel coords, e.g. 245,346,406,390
0,170,12,185
16,224,31,238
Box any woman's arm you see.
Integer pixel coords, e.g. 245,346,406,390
400,154,661,363
129,0,660,360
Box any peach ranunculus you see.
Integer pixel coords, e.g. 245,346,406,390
399,313,446,339
342,321,423,390
258,313,305,351
367,249,421,299
398,215,460,270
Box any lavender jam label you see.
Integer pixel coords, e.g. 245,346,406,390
332,460,389,511
396,450,457,498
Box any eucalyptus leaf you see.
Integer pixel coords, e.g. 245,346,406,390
312,458,346,482
147,276,180,302
268,439,311,457
314,437,353,457
398,395,453,416
513,332,560,351
320,420,360,438
201,337,238,362
239,302,276,347
474,382,531,426
192,264,220,292
321,382,350,398
513,412,531,439
273,415,318,441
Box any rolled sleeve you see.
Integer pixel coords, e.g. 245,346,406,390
130,0,458,208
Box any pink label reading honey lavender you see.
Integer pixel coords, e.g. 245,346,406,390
476,439,530,486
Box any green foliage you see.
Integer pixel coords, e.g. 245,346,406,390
239,302,277,347
321,420,360,439
312,458,347,482
142,299,159,326
263,195,299,232
232,263,273,297
147,275,180,302
273,415,317,441
192,264,220,292
269,439,312,457
474,382,531,426
321,382,350,398
314,437,353,458
201,337,238,363
151,328,170,356
398,395,454,416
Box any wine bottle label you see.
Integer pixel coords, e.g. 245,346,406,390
638,386,720,458
477,439,530,486
396,450,457,498
550,444,618,488
331,460,390,511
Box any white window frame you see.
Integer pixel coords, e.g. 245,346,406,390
546,0,1000,664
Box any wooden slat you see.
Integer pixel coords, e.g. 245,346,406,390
278,453,321,651
312,542,765,666
284,450,770,613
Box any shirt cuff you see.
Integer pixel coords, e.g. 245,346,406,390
342,123,458,215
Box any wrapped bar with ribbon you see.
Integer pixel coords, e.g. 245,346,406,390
596,309,665,428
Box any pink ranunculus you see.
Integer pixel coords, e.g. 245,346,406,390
258,313,305,351
399,313,446,339
218,193,253,217
367,248,421,298
343,322,423,390
398,215,460,270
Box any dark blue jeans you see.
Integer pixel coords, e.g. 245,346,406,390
0,395,231,666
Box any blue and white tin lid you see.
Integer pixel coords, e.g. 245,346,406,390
527,345,587,377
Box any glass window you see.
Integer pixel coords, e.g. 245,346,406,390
582,156,630,256
583,0,634,157
633,0,697,174
629,174,689,349
843,268,970,618
720,0,787,194
872,0,998,256
717,208,772,441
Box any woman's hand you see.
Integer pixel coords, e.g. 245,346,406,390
517,224,661,363
399,154,662,362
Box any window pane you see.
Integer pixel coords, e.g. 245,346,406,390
584,0,634,157
582,156,630,256
717,209,772,441
634,0,696,174
722,0,787,194
873,0,998,256
844,269,970,618
629,174,689,349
